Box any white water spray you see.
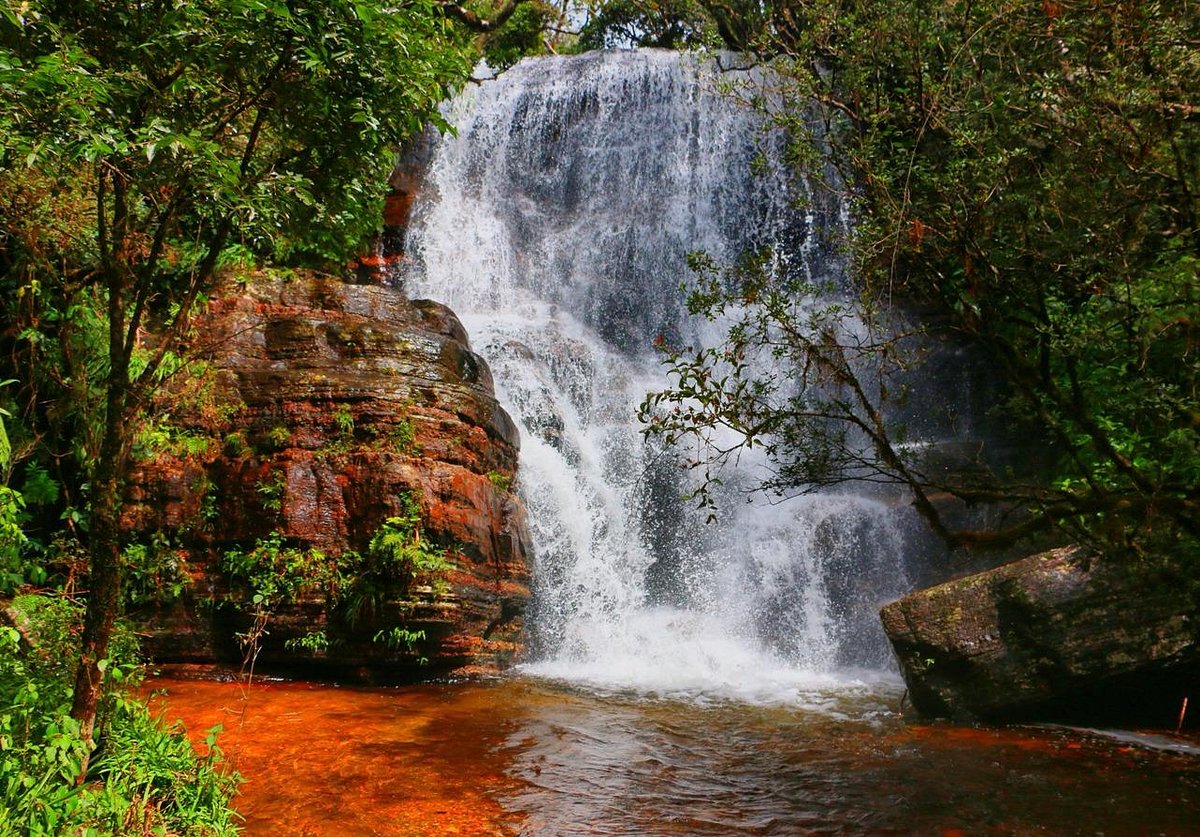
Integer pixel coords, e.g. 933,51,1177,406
401,50,919,704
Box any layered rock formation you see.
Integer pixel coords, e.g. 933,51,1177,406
882,546,1199,724
125,271,530,677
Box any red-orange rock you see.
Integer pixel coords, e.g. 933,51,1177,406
127,271,530,677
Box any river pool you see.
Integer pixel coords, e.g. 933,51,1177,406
148,670,1199,836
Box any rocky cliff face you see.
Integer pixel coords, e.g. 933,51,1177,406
124,271,530,677
882,547,1199,725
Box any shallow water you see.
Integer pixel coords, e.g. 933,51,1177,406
148,670,1199,836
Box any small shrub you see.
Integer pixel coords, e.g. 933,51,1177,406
19,462,60,507
222,532,330,610
255,471,286,513
390,417,418,455
198,477,220,526
332,405,354,437
223,431,250,457
122,532,189,607
486,470,512,492
0,484,34,593
368,500,455,586
284,629,333,654
373,626,428,665
267,425,292,449
132,421,213,461
338,491,454,624
0,595,240,835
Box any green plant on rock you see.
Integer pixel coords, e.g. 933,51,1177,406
195,475,221,529
221,532,331,672
267,425,292,450
368,496,455,590
222,533,330,612
315,435,356,460
373,626,428,665
219,489,453,665
487,470,512,492
122,532,189,608
390,416,419,456
255,471,287,514
332,405,355,438
131,420,213,461
284,629,334,654
223,431,250,458
339,491,455,624
316,408,357,459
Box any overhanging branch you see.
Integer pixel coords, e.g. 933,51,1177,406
440,0,528,32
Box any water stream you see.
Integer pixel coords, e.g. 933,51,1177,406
400,48,926,700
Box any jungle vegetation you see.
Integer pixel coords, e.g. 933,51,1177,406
0,0,543,830
0,0,1196,831
621,2,1200,571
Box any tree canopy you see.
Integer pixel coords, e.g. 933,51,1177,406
0,0,526,779
641,1,1199,569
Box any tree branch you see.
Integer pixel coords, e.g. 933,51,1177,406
440,0,529,32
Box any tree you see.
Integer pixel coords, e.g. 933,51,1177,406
575,0,719,49
642,1,1199,567
573,0,802,50
0,0,481,773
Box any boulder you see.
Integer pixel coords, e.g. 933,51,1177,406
124,270,531,677
881,546,1200,725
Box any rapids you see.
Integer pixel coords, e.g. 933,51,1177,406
400,49,928,699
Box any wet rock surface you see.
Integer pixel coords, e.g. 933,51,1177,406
125,271,530,677
881,546,1200,724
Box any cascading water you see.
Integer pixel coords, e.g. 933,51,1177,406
399,50,925,703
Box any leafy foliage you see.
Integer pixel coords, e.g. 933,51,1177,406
122,531,190,607
222,532,331,612
644,1,1200,565
221,489,453,660
0,595,239,835
482,0,558,69
0,486,31,592
366,501,456,593
574,0,719,50
572,0,798,50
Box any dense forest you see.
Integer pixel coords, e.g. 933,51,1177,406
1,1,1196,832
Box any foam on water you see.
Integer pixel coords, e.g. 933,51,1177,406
400,50,922,705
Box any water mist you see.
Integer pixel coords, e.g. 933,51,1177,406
399,50,923,704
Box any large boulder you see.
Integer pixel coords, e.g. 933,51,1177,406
881,546,1200,724
124,271,531,677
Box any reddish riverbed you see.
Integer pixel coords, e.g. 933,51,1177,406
148,671,1199,836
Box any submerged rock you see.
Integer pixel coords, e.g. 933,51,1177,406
881,547,1199,725
125,270,530,677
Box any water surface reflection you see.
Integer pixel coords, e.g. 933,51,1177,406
148,671,1199,835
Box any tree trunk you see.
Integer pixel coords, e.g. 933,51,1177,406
69,465,123,778
70,246,131,779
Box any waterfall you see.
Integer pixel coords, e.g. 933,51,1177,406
400,50,922,703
